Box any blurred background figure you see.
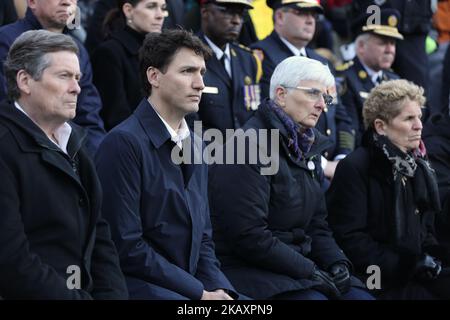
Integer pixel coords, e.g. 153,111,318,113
0,0,27,26
85,0,184,54
186,0,261,133
351,1,434,120
338,8,402,148
91,0,166,131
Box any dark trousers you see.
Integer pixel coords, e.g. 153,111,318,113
377,276,450,300
272,287,375,300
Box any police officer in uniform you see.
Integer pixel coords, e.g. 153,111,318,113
251,0,354,178
338,8,402,147
187,0,262,134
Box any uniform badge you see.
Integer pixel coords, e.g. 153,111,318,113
358,70,367,80
307,161,315,171
244,76,252,86
244,83,261,111
203,86,219,94
388,15,398,27
359,91,369,99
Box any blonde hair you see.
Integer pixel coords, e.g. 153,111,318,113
363,79,426,130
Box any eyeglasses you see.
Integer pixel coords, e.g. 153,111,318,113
283,86,334,106
210,4,248,18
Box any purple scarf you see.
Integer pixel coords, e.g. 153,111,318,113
268,99,315,161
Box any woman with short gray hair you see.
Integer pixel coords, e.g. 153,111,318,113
209,56,374,300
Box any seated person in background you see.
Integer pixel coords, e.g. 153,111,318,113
338,8,402,147
208,56,374,300
0,30,127,299
327,79,450,300
423,111,450,246
91,0,166,131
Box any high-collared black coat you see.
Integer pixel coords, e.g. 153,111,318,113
326,131,439,289
0,102,127,299
423,113,450,243
91,26,145,131
208,99,356,299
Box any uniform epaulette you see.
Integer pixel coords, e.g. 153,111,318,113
237,43,253,53
335,60,354,72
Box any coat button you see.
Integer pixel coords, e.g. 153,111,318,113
326,129,331,136
324,151,329,158
324,107,328,113
415,209,420,215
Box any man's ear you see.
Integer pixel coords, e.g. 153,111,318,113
16,69,32,95
274,9,285,28
146,67,160,88
27,0,37,10
374,118,387,135
275,86,287,107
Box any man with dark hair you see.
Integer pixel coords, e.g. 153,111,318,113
0,30,128,299
0,0,106,155
95,29,237,300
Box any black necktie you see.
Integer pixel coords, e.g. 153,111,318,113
220,55,231,78
375,74,382,85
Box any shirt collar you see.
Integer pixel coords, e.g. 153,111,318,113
152,107,190,149
360,61,383,84
204,35,231,61
14,101,72,154
279,36,307,57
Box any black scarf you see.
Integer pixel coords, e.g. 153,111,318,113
373,132,441,244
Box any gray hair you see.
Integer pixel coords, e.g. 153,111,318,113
269,56,335,100
4,30,79,100
355,33,371,47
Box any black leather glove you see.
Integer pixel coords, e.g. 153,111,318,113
413,254,442,281
311,266,341,299
329,262,351,294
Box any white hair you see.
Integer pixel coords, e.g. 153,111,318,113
269,56,335,100
355,33,371,47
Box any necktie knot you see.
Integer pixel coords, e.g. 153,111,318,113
375,74,383,85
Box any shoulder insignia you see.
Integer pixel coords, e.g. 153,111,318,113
358,70,367,80
252,50,263,84
335,60,354,72
237,43,252,53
